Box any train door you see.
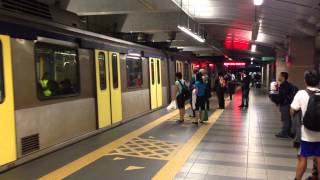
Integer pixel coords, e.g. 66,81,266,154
95,50,111,128
149,58,162,109
95,50,122,128
109,52,122,124
0,35,17,166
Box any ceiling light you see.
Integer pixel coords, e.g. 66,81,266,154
228,58,232,61
177,25,205,43
253,0,264,6
251,57,254,61
251,44,257,52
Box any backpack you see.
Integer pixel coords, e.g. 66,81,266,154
288,84,299,103
178,80,190,99
303,90,320,131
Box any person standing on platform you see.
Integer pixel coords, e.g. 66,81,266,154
200,69,211,110
189,69,198,117
173,72,186,123
226,71,235,100
215,73,226,109
193,72,206,125
239,72,251,108
291,70,320,180
275,72,298,138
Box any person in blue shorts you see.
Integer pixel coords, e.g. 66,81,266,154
291,70,320,180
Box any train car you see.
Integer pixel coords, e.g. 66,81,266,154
0,3,194,171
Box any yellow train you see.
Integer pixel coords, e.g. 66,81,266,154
0,3,193,171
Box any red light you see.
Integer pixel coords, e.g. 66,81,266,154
224,62,246,66
209,64,214,67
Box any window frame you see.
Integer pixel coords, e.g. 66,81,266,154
98,52,107,91
111,53,119,89
0,41,4,104
34,42,81,100
126,56,144,89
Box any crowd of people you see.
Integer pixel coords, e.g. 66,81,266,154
269,70,320,180
172,68,259,125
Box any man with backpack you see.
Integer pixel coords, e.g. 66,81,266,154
274,72,298,138
291,70,320,180
174,72,189,123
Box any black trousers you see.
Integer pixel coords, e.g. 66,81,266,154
279,104,291,136
241,89,250,106
217,91,225,109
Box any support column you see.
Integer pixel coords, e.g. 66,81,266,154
276,36,316,89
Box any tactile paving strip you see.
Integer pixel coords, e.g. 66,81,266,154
107,137,181,160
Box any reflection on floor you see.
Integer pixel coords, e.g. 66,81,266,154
175,89,311,180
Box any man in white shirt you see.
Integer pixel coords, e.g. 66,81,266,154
291,70,320,180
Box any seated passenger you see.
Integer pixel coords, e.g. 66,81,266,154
39,72,53,97
60,79,74,94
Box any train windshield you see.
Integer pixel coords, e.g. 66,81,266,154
0,41,4,103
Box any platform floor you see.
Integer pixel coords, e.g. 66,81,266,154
0,89,311,180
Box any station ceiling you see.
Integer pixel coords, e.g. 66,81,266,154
38,0,320,60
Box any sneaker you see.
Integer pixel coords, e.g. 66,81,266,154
275,133,290,138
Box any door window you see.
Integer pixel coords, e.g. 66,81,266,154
98,52,107,90
151,60,155,85
157,60,161,84
111,53,119,89
0,42,4,103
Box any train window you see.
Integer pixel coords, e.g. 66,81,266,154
111,53,119,89
0,42,4,103
157,60,160,84
126,56,143,88
151,60,155,85
35,43,80,99
98,52,107,90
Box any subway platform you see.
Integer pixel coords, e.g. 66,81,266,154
0,89,310,180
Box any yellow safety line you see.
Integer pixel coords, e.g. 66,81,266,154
152,103,229,180
38,106,188,180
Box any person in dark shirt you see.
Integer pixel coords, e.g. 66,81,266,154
239,72,251,108
276,72,294,138
215,73,226,109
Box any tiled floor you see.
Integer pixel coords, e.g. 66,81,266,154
175,89,312,180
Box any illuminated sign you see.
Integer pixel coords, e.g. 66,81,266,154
224,62,246,66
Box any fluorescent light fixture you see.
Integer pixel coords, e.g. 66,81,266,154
127,56,141,60
128,52,141,57
228,58,232,61
251,44,257,52
177,25,205,43
253,0,264,6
